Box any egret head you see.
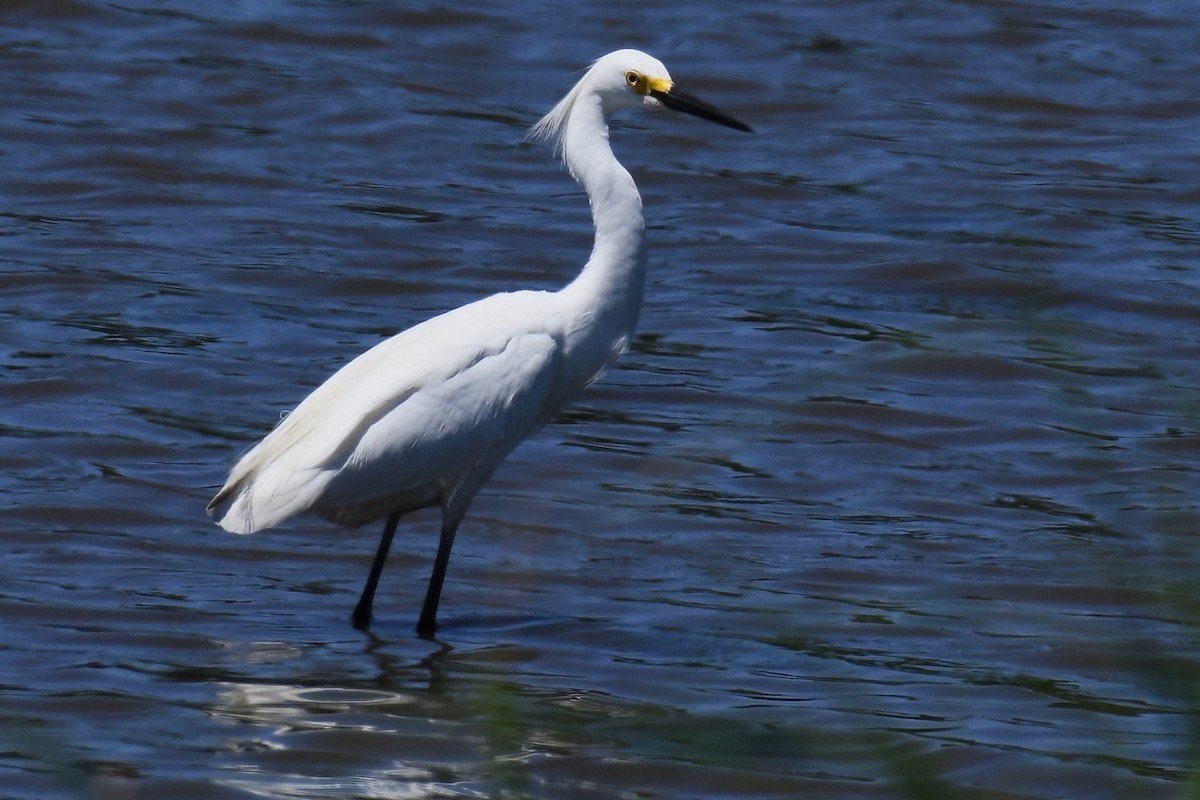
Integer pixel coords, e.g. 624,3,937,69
528,49,751,155
585,49,672,111
603,49,753,133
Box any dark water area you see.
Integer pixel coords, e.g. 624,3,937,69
2,1,1198,798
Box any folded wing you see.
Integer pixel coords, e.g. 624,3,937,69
208,291,564,533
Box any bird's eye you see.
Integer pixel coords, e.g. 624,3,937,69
625,70,639,86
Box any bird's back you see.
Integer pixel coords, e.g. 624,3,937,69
208,288,579,533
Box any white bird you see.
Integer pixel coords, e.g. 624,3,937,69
207,49,751,636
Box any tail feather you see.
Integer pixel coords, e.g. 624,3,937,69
206,481,259,534
207,464,330,534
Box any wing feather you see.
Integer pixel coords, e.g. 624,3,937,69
208,290,563,532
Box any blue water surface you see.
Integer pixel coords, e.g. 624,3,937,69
2,1,1198,798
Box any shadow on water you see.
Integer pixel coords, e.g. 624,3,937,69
12,604,1194,798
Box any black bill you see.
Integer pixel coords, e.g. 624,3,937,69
651,86,753,133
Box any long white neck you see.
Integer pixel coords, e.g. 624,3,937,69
559,92,647,337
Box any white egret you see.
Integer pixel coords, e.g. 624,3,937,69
207,49,751,635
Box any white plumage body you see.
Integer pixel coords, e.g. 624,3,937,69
210,283,635,534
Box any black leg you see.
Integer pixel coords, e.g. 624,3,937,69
416,518,459,638
352,513,400,630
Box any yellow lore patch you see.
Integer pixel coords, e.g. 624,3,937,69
623,70,672,97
